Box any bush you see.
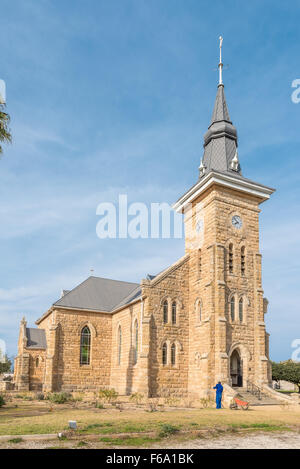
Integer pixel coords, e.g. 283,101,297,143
0,394,5,408
158,424,179,438
35,392,45,401
129,392,144,405
98,388,118,403
95,401,104,409
48,392,72,404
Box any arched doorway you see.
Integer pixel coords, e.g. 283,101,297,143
230,349,243,387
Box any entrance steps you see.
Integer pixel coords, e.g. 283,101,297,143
233,387,281,406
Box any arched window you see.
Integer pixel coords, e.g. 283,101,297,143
162,342,167,365
35,357,39,368
80,326,91,365
118,326,122,365
199,300,202,322
241,246,245,276
230,296,235,322
229,244,233,273
163,300,168,324
239,298,243,322
172,301,177,325
133,320,138,365
171,343,176,366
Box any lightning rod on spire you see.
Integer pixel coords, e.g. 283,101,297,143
218,36,223,85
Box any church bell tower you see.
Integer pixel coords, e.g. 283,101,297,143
173,37,275,396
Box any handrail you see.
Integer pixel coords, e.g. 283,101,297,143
247,380,262,400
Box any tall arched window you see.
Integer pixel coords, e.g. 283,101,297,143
163,300,168,324
118,326,122,365
172,301,177,324
35,357,39,368
229,244,233,273
230,297,235,322
171,343,176,366
80,326,91,365
162,342,167,365
239,298,243,322
241,246,245,276
133,320,138,365
199,300,202,322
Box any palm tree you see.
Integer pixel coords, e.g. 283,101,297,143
0,104,12,154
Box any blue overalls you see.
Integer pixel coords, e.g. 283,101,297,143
213,383,223,409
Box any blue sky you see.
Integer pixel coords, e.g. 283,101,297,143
0,0,299,361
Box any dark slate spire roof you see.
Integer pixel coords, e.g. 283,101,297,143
200,84,241,178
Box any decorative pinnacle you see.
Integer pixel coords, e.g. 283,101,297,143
218,35,223,85
231,150,239,171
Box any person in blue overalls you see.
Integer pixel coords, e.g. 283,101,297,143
213,381,223,409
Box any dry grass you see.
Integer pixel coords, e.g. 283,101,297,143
0,397,299,438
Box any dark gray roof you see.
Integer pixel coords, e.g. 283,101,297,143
54,276,140,312
201,84,242,178
26,328,47,349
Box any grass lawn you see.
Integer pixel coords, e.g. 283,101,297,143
0,399,299,444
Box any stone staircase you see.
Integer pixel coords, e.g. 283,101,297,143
234,387,280,406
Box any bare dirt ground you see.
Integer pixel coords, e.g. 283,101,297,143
161,431,300,449
1,431,299,449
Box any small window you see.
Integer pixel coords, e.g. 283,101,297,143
172,301,177,325
239,298,243,322
230,297,235,322
163,300,168,324
162,343,167,365
35,357,39,368
80,326,91,365
171,343,176,366
229,244,233,274
241,246,245,276
118,326,122,365
133,320,138,365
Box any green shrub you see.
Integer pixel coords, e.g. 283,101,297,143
35,392,45,401
95,401,104,409
158,424,179,438
0,394,5,408
98,388,118,403
8,438,23,444
48,392,72,404
130,392,144,405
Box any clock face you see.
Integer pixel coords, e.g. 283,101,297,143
232,215,242,229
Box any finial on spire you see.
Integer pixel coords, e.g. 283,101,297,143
218,35,223,85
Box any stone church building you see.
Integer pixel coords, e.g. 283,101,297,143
14,58,275,399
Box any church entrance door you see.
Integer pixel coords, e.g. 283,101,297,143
230,349,243,387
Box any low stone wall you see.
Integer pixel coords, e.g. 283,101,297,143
262,384,297,403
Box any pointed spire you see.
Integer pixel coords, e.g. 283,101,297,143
210,84,231,124
199,37,242,179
